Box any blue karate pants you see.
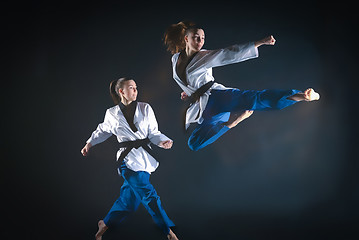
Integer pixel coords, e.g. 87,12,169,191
103,163,174,235
188,88,301,151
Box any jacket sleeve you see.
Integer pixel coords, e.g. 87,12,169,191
201,42,259,68
146,104,172,146
86,109,113,146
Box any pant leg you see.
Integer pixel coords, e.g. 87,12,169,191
122,167,175,235
249,89,301,110
208,89,301,114
103,179,141,227
188,112,230,151
187,88,301,151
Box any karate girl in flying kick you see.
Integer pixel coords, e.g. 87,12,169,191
163,21,320,151
81,78,179,240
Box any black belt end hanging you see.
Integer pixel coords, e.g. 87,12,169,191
182,81,214,131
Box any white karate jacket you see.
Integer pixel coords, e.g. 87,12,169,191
86,102,171,173
171,42,259,129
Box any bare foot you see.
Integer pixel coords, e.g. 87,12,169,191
95,220,108,240
167,229,179,240
303,88,320,101
224,110,254,129
288,88,320,101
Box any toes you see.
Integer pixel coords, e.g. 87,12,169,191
304,88,312,95
305,88,320,101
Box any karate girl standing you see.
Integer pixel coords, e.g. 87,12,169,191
163,21,320,151
81,78,179,240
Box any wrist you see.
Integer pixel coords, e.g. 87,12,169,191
254,40,264,48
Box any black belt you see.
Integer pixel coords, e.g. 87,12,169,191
117,137,156,162
183,81,214,130
188,81,214,104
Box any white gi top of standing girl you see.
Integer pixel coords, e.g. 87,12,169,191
86,102,171,173
83,78,173,174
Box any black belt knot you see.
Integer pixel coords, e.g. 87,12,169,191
183,81,214,130
118,137,156,162
188,81,214,104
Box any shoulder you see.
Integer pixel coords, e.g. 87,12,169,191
199,49,212,55
106,105,121,117
137,102,152,111
171,53,180,63
137,102,155,115
194,49,212,59
137,101,149,107
107,105,119,113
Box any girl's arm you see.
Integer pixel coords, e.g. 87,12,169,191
181,91,188,101
81,142,92,156
203,35,275,69
158,140,173,149
146,104,173,149
255,35,276,48
81,110,113,156
203,42,258,68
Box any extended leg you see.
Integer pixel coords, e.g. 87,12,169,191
207,88,306,113
187,88,310,150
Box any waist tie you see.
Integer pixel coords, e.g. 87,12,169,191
183,81,214,130
117,137,156,162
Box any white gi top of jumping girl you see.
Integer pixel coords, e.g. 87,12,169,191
86,102,171,174
171,42,259,129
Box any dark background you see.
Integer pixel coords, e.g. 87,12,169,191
2,0,358,239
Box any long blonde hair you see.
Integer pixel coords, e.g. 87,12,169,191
163,20,200,54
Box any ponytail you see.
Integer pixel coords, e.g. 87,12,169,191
109,77,132,105
163,20,197,54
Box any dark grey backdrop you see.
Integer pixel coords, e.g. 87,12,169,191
2,1,358,239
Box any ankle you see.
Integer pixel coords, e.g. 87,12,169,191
287,93,305,101
224,121,237,129
167,229,178,240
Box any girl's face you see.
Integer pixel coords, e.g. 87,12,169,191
119,80,137,103
185,29,205,52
